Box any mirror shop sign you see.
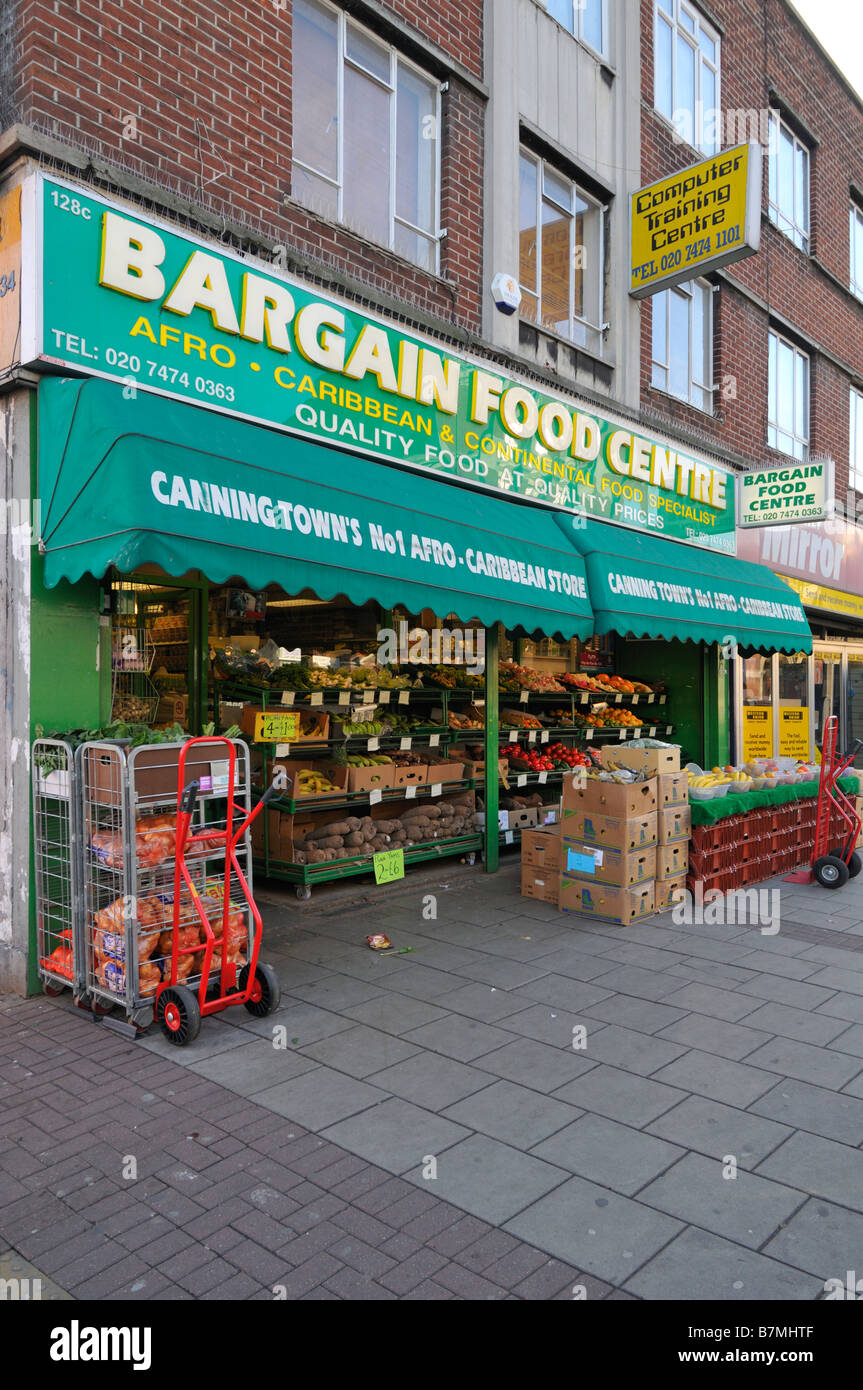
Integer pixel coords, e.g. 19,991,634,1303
27,173,735,553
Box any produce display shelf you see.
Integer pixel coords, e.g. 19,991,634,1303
256,832,483,896
262,776,476,816
502,770,565,786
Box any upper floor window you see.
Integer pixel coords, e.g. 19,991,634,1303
654,0,720,156
851,204,863,302
768,113,810,253
768,331,809,461
851,388,863,493
291,0,441,272
651,279,713,413
542,0,607,57
518,151,605,354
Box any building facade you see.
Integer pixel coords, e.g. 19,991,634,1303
639,0,863,765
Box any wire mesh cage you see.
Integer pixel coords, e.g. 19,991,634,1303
32,738,83,997
76,739,253,1027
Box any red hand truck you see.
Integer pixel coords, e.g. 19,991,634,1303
785,715,863,889
154,736,281,1045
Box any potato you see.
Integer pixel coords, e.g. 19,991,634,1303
293,850,308,865
312,835,344,851
374,819,400,835
317,820,353,838
344,831,365,848
308,849,327,864
362,822,378,841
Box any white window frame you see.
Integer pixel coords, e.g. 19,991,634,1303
768,112,810,253
540,0,608,59
851,203,863,302
768,330,810,462
291,0,443,272
851,387,863,494
518,149,606,353
651,278,714,412
653,0,721,157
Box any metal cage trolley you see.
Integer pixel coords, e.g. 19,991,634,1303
76,737,279,1038
32,737,85,999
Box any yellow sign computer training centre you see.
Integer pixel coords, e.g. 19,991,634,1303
630,142,762,298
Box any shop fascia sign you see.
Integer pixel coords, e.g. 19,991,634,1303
630,142,762,298
23,172,736,553
737,458,833,528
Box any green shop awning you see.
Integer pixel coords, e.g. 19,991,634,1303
558,517,812,653
38,377,594,640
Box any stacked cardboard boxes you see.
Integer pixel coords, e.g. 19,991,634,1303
518,745,690,924
559,774,658,924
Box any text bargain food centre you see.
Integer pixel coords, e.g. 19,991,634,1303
9,169,815,982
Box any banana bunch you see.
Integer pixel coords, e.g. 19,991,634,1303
347,721,384,737
297,769,339,793
687,771,728,788
347,754,393,767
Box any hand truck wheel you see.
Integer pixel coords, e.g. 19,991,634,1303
830,847,862,879
42,979,66,997
813,855,850,890
238,961,281,1017
156,986,201,1045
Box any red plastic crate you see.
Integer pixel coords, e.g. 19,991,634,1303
691,823,724,854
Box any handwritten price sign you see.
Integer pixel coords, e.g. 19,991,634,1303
253,711,301,743
374,849,405,886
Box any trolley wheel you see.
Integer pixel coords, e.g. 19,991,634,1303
830,847,863,879
296,886,312,901
238,961,281,1017
42,979,66,997
156,986,201,1046
813,855,850,890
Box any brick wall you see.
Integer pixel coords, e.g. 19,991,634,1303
6,0,484,331
640,0,863,500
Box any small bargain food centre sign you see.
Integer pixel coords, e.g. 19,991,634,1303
738,461,833,528
24,173,736,553
630,143,762,298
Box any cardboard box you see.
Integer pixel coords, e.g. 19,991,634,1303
271,759,349,800
521,863,559,905
656,873,687,910
559,876,655,924
521,827,562,872
658,805,692,845
156,693,188,723
508,808,540,830
87,740,235,808
449,749,508,782
601,745,680,775
563,810,657,853
347,763,400,794
657,771,689,807
562,774,657,820
562,841,656,887
426,759,464,785
657,843,689,880
393,764,430,790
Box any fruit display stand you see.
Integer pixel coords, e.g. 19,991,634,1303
481,666,673,851
687,776,861,897
217,681,481,898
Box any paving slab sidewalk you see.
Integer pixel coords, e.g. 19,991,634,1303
4,856,863,1299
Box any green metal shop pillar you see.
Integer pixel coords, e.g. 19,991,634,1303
483,625,499,872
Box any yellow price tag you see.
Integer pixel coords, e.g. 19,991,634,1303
254,711,301,743
374,849,405,886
